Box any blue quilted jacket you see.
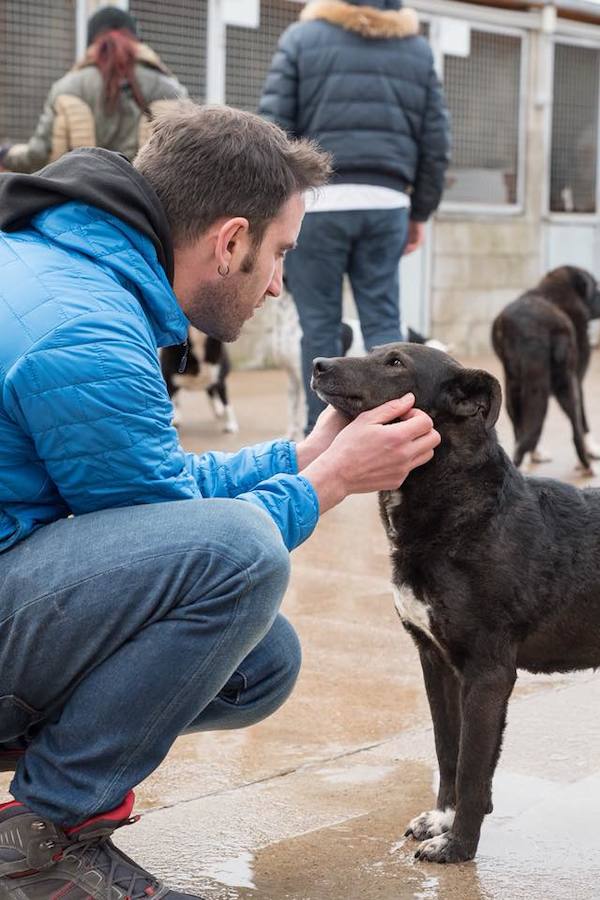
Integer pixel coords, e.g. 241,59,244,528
0,186,319,553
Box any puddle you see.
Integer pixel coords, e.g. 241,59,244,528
315,764,395,785
200,851,256,890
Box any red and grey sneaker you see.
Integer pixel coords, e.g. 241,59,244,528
0,792,204,898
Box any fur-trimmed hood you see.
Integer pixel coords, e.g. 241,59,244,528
300,0,419,39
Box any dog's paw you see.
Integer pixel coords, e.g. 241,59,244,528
405,807,455,841
575,461,598,477
414,832,475,864
222,421,239,434
585,435,600,459
529,447,552,464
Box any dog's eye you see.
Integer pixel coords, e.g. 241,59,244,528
387,357,404,368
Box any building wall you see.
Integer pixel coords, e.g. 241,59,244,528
430,23,547,354
431,220,540,353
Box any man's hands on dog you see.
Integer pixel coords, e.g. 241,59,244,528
295,406,350,470
300,393,441,513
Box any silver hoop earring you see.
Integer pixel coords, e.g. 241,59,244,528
218,263,230,277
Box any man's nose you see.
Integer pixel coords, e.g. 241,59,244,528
267,262,283,297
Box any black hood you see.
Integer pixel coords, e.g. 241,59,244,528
0,148,174,283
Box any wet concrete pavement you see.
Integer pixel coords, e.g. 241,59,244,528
3,349,600,899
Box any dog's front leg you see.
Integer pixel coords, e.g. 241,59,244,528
405,645,460,841
415,661,516,863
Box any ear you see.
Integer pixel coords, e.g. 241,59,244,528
567,266,595,302
443,369,502,429
214,216,250,272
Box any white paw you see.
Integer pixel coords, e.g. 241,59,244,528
222,408,239,434
529,447,552,464
585,434,600,459
405,807,455,841
415,833,451,861
576,461,598,477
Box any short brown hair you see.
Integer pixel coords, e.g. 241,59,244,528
134,101,331,246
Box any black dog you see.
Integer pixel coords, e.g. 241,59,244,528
160,329,238,433
492,265,600,472
312,342,600,864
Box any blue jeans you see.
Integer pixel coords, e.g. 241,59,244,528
284,207,410,432
0,500,297,825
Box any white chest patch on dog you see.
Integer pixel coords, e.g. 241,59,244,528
393,585,439,648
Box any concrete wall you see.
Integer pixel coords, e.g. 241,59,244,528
430,220,540,354
428,25,549,355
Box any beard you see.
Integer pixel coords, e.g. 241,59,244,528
183,248,260,342
185,276,246,342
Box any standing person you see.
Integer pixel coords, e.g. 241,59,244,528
0,6,186,173
0,102,440,899
259,0,450,433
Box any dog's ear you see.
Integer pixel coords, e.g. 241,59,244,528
443,369,502,429
566,266,596,302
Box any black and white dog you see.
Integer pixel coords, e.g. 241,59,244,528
312,342,600,864
267,289,358,440
160,328,238,433
492,265,600,472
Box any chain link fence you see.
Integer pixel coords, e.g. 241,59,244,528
443,29,523,206
550,42,599,214
0,0,76,144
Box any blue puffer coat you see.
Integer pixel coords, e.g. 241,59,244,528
0,199,319,554
258,0,450,221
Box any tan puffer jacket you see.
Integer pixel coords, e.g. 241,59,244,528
4,43,187,173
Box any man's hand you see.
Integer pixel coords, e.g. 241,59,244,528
295,405,350,470
403,220,426,255
300,393,440,513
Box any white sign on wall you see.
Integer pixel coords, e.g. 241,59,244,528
439,17,471,58
223,0,260,29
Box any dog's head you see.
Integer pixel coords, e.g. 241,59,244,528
545,266,600,319
311,343,502,451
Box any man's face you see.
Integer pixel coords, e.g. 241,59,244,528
179,193,305,342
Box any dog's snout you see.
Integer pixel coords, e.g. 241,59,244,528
313,357,335,376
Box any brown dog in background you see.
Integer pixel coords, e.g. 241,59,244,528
492,265,600,472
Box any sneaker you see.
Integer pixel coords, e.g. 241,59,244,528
0,792,204,898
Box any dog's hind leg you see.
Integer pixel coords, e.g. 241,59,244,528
553,374,592,471
578,391,600,459
415,656,516,864
405,645,461,842
550,333,592,471
510,382,549,468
